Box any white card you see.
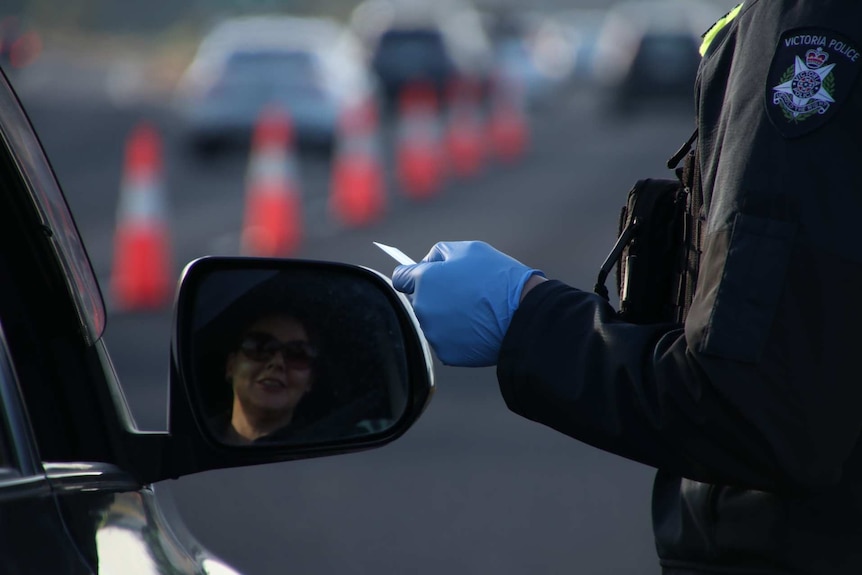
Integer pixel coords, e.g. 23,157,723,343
373,242,416,266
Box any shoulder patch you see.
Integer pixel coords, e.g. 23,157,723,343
766,28,861,138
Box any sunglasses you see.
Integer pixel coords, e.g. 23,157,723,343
238,332,319,368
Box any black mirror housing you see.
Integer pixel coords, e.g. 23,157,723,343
142,256,434,483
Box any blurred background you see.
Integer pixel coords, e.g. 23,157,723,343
3,0,739,573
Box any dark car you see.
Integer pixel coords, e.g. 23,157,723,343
370,27,457,109
613,30,701,112
593,0,717,115
0,66,432,574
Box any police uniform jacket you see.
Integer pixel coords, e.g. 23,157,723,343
497,1,862,572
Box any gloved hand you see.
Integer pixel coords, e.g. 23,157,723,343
391,241,544,367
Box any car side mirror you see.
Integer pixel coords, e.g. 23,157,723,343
151,256,434,481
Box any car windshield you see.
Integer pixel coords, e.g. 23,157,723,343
376,30,448,66
222,50,320,86
0,0,740,573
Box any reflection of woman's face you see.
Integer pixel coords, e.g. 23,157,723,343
226,315,315,419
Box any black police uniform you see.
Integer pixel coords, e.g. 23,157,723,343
497,1,862,572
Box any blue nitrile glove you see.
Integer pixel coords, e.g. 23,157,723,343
391,241,544,367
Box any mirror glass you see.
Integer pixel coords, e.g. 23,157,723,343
186,265,410,447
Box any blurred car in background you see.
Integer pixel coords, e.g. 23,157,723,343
351,0,494,110
493,37,550,108
370,26,456,109
485,10,577,110
592,0,721,115
173,15,379,157
552,8,608,84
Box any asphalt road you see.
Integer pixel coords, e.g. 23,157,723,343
22,77,695,575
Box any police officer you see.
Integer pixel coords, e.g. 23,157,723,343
391,1,862,572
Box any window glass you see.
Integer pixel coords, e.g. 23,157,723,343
0,331,19,471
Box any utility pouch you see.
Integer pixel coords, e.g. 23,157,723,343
594,129,701,325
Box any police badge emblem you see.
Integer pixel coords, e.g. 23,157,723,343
766,28,861,138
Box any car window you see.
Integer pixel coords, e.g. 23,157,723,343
222,50,320,86
0,323,36,476
0,73,115,463
375,30,451,69
0,366,12,471
0,71,105,346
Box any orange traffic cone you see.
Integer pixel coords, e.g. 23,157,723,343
395,83,446,200
444,78,485,178
488,75,529,163
241,104,302,257
328,100,386,227
110,121,173,312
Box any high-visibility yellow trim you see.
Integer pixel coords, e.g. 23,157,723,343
700,3,744,56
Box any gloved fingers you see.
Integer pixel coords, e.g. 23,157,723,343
394,242,459,293
388,239,541,368
392,260,445,295
391,263,418,294
421,241,453,263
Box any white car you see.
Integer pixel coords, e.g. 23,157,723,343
174,15,379,156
